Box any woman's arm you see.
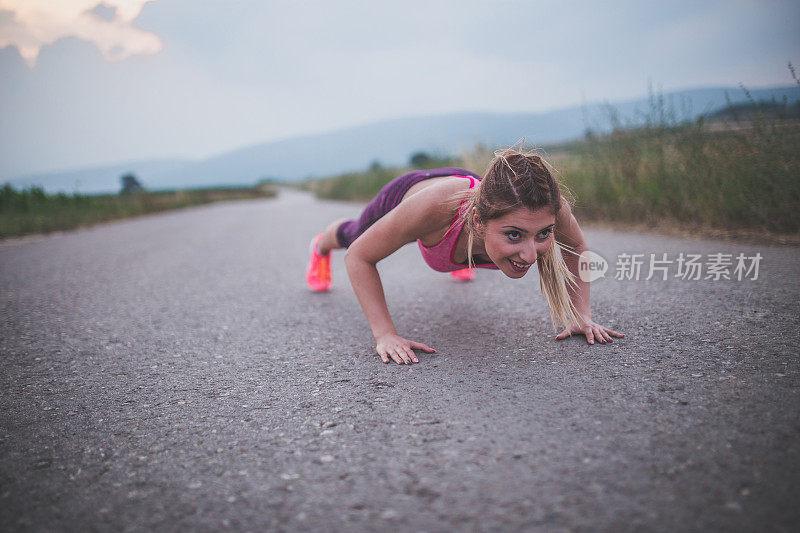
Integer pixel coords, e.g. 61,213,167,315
554,197,624,344
344,182,462,363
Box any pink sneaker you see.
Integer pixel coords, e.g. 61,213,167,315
450,268,474,282
306,234,331,291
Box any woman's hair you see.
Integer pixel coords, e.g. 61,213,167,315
459,147,579,331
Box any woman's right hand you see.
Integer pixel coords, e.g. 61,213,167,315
375,333,436,364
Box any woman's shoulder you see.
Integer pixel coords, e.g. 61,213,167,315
395,176,474,232
402,175,475,204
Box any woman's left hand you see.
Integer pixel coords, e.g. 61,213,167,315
555,319,625,345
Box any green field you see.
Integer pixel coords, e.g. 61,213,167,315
0,185,277,239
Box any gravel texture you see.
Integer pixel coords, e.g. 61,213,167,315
1,188,798,532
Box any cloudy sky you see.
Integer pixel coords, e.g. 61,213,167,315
1,0,798,178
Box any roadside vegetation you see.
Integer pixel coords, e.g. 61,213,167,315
5,71,797,241
310,68,800,239
0,181,277,239
558,86,800,235
309,153,459,202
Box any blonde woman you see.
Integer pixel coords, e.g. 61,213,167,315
306,148,624,364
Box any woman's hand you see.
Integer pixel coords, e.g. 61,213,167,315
375,333,436,364
555,318,625,345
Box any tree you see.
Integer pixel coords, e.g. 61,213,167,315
120,173,145,194
409,151,432,168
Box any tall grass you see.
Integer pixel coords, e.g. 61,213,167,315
0,185,277,238
559,72,800,234
309,69,800,237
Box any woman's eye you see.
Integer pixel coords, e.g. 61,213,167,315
505,231,521,241
537,228,553,240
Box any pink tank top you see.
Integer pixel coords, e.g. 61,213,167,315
417,176,499,272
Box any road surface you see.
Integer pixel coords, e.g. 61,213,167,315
1,189,798,531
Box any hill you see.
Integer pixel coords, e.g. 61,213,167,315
7,85,799,194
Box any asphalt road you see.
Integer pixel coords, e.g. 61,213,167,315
1,188,799,532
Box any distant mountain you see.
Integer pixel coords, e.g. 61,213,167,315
8,85,799,194
6,158,191,195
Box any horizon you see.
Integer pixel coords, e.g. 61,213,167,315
6,81,799,182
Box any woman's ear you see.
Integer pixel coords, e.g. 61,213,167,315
472,207,482,229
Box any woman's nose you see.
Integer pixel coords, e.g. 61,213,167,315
519,242,538,264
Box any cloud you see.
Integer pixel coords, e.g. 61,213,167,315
86,3,118,22
0,0,162,67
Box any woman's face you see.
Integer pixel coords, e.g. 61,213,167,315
476,207,556,278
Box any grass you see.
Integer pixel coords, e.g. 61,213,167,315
558,88,800,235
0,184,277,239
310,69,800,239
308,157,459,202
8,74,796,241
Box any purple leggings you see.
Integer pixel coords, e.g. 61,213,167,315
336,167,482,248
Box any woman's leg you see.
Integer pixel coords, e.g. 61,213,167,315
316,218,348,255
307,172,421,291
309,168,470,290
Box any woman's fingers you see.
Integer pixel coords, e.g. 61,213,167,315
593,326,607,344
390,346,410,365
395,348,409,365
554,324,624,345
378,347,394,363
398,347,413,365
388,349,403,365
410,341,436,353
376,338,437,365
404,346,419,363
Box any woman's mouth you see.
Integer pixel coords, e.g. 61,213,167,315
509,258,531,272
